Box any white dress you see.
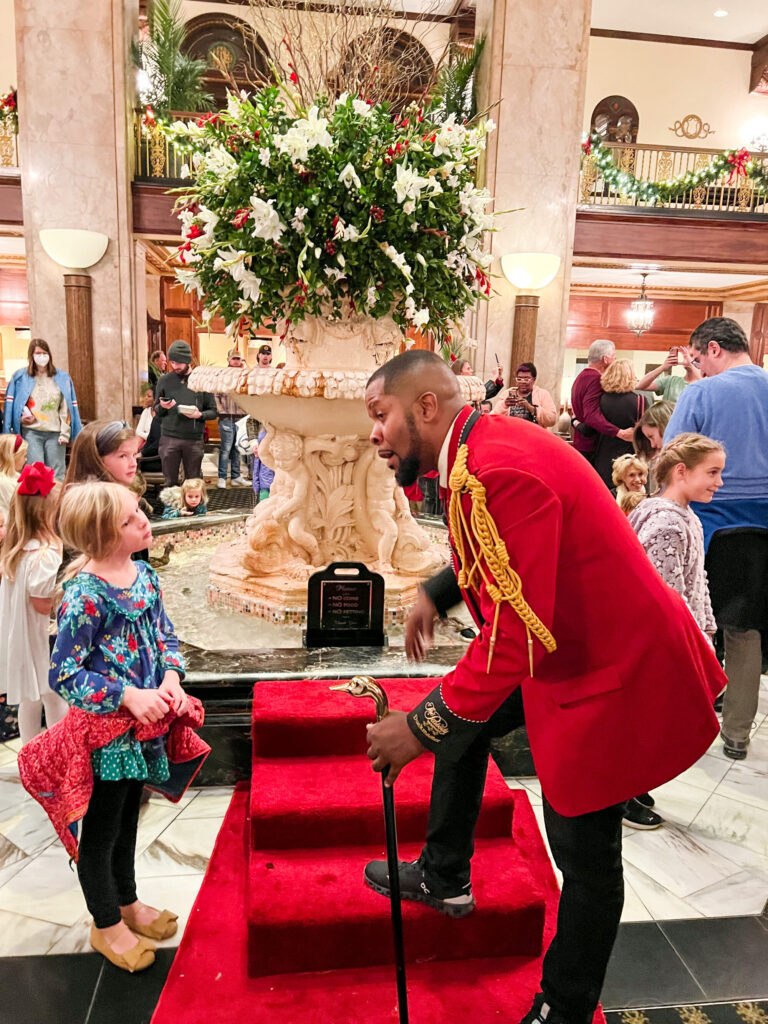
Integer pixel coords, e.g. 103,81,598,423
0,540,62,703
0,473,18,518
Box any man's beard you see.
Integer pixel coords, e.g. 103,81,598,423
394,413,423,488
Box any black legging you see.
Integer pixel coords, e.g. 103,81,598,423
77,778,143,928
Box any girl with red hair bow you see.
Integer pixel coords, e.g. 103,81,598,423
0,462,68,744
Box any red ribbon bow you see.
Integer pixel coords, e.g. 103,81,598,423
17,462,56,498
726,148,749,184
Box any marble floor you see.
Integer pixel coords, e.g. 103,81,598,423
0,678,765,956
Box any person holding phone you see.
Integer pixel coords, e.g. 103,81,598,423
154,340,217,486
492,363,557,427
636,346,701,404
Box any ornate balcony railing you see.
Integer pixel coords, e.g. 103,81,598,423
579,141,768,216
0,122,18,169
133,110,197,183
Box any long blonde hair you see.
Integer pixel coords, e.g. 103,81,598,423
57,482,131,581
654,433,725,491
0,485,61,581
601,358,637,394
0,435,26,476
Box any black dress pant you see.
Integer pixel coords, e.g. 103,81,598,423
419,688,625,1024
77,778,144,928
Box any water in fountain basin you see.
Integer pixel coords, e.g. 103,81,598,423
155,539,474,651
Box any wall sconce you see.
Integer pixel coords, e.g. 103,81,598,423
500,252,561,370
39,229,109,270
501,252,561,291
39,229,109,421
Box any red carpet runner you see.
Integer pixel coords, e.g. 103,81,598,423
151,678,606,1024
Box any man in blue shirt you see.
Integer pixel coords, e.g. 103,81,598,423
666,317,768,761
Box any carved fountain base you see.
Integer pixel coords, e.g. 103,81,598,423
189,313,482,627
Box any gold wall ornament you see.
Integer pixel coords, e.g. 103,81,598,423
669,114,715,140
579,154,598,202
0,121,16,168
148,123,167,179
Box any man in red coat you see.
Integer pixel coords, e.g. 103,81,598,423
363,351,724,1024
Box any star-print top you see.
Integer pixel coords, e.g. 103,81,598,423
50,562,186,783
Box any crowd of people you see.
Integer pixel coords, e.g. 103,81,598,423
0,315,763,1006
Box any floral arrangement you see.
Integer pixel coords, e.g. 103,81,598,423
582,132,768,204
164,88,496,341
0,90,17,131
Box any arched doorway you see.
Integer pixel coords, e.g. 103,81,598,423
590,95,639,144
331,29,434,110
182,14,270,108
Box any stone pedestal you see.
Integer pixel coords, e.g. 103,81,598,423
13,0,138,418
190,314,484,623
473,0,591,404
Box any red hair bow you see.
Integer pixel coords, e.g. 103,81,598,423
17,462,56,497
13,434,23,453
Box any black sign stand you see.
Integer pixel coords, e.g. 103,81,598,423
304,562,386,648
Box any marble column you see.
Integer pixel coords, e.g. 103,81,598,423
14,0,138,419
473,0,591,406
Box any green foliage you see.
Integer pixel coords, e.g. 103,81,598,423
585,133,768,203
133,0,213,116
430,37,486,124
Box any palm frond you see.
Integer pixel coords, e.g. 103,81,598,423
430,36,486,124
135,0,213,114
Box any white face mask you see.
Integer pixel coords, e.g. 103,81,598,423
33,353,50,368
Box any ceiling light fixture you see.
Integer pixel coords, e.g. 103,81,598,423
627,273,654,337
713,9,728,16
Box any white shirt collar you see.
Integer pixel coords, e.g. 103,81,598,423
438,411,463,489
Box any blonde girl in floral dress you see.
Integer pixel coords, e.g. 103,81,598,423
51,482,188,973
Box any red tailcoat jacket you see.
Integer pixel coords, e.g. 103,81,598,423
19,699,209,859
407,406,725,816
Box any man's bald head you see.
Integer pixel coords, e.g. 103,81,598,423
365,350,467,486
367,349,462,406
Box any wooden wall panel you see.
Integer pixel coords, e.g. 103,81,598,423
575,209,768,266
749,303,768,364
0,265,29,325
567,295,723,351
0,176,23,227
160,275,201,361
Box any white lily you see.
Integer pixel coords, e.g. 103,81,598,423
249,196,286,242
338,162,362,190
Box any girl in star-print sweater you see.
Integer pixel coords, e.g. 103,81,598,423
49,481,188,975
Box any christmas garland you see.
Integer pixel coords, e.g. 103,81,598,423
581,132,768,204
0,90,17,131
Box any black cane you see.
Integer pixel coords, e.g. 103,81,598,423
330,677,409,1024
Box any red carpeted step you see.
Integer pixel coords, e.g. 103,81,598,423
251,677,436,759
250,752,514,849
153,788,607,1024
246,831,546,976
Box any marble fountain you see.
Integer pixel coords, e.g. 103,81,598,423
186,313,484,630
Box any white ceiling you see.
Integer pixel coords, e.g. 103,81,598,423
571,266,767,289
591,0,768,44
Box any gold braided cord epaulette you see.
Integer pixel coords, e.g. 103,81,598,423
448,443,557,675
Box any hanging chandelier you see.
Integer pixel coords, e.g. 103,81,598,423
627,272,654,336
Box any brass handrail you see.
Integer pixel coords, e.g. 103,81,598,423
133,110,201,182
578,140,768,215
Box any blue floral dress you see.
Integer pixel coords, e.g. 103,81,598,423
50,562,185,784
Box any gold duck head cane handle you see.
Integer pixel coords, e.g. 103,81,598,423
330,675,389,722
